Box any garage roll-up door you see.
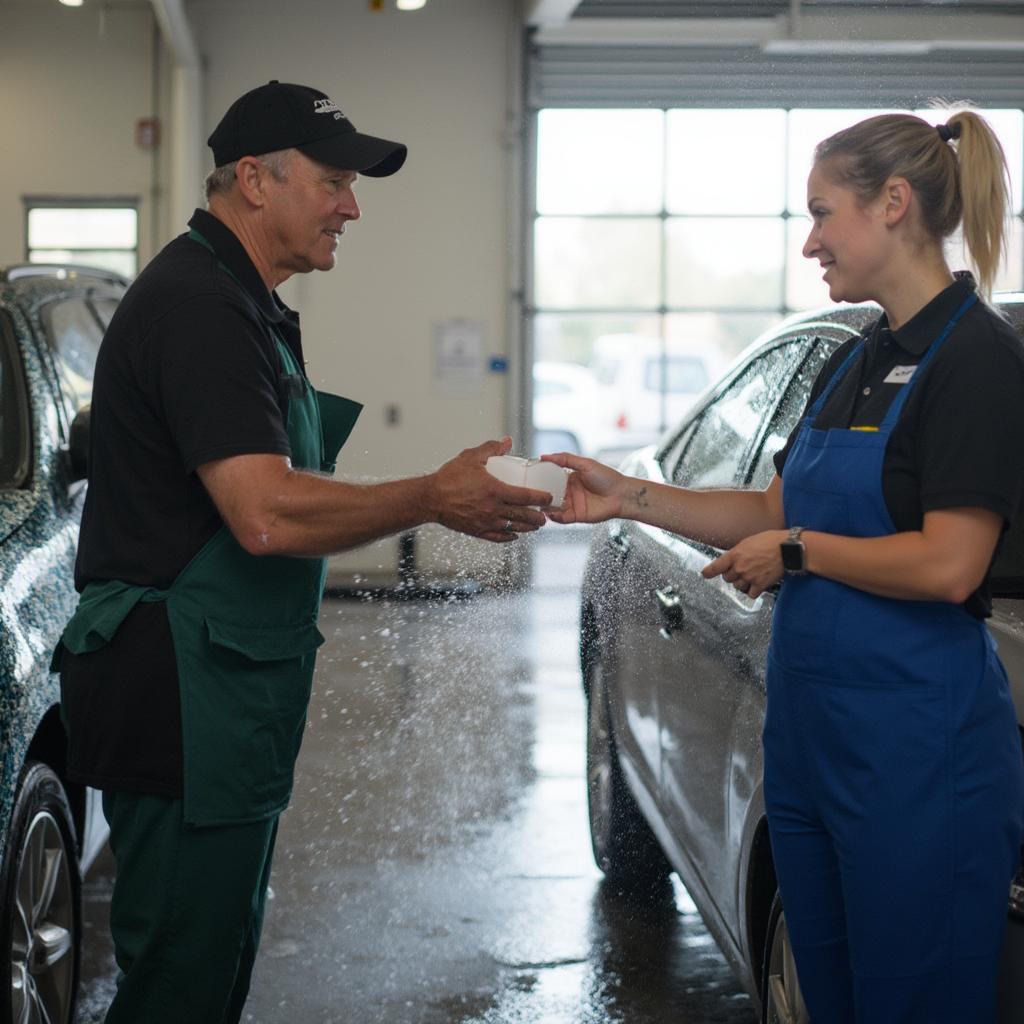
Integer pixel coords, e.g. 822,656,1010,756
527,43,1024,109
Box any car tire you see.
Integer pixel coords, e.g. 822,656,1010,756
761,891,809,1024
0,761,81,1024
586,659,671,889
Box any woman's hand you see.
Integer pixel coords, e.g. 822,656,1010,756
540,452,628,525
702,529,788,599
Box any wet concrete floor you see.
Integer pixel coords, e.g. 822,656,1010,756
76,530,754,1024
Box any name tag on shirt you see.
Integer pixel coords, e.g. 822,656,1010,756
883,365,918,385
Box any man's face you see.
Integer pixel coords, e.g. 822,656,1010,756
261,151,361,282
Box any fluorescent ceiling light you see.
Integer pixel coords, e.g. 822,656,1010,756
764,39,933,56
58,0,85,6
397,0,427,9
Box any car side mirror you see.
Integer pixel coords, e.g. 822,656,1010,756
66,405,90,483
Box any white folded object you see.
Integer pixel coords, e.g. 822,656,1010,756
485,455,568,508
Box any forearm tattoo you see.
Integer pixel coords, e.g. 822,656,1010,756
628,487,649,508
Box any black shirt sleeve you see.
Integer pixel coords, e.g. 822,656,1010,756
912,319,1024,524
138,294,293,473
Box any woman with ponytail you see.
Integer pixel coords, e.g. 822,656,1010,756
544,109,1024,1023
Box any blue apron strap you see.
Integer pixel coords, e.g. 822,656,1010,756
878,292,978,432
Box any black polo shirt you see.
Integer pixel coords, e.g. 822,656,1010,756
774,276,1024,619
64,209,305,794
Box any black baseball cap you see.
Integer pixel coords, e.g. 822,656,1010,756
207,80,407,177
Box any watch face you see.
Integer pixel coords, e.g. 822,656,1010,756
781,541,805,572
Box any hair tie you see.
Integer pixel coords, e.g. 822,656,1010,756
936,122,960,143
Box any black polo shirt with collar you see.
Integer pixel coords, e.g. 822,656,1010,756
65,209,306,794
774,275,1024,619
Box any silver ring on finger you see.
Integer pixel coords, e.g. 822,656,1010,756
504,518,515,533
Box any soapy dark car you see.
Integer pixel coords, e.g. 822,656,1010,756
0,264,125,1024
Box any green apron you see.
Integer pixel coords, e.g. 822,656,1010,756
58,232,362,826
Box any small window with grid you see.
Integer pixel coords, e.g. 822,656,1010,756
24,200,138,279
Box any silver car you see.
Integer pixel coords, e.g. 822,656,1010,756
579,296,1024,1023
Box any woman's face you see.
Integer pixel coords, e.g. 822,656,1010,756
802,160,891,305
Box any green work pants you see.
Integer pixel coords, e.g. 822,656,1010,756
101,791,278,1024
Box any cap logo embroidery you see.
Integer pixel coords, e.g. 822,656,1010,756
313,98,345,121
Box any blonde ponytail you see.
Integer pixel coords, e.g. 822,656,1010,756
945,110,1011,297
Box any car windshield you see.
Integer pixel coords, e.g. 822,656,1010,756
644,355,709,393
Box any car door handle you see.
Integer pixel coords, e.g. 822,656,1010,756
655,586,684,638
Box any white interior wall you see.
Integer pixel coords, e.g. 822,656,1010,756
1,0,527,587
188,0,525,585
0,2,170,266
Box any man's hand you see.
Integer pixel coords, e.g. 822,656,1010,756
429,438,551,543
701,530,787,599
540,452,627,525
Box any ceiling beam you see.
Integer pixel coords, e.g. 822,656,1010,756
531,11,1024,51
525,0,582,27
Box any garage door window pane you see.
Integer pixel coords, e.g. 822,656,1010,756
535,218,661,309
534,312,662,364
532,313,662,459
787,108,896,214
667,109,786,215
666,311,781,367
944,216,1023,292
537,109,664,215
667,218,784,309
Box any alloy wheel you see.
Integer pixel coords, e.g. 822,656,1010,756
9,810,75,1024
765,909,809,1024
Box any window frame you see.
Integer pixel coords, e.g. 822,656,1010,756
23,197,140,279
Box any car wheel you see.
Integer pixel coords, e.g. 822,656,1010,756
0,762,81,1024
761,891,809,1024
586,659,671,889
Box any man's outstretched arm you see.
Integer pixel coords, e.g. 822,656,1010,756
198,437,553,557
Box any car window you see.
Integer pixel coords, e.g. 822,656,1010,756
672,338,811,489
643,355,709,394
40,296,103,421
748,336,841,489
0,317,30,489
89,294,120,330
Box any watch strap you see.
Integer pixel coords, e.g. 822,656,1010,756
781,526,807,574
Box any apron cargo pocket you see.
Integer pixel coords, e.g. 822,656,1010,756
205,617,325,661
177,617,325,826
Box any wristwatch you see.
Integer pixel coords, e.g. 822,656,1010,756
780,526,807,575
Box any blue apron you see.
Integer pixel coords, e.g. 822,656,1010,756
765,293,1024,1023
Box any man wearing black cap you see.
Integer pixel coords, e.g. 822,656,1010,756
55,81,550,1024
